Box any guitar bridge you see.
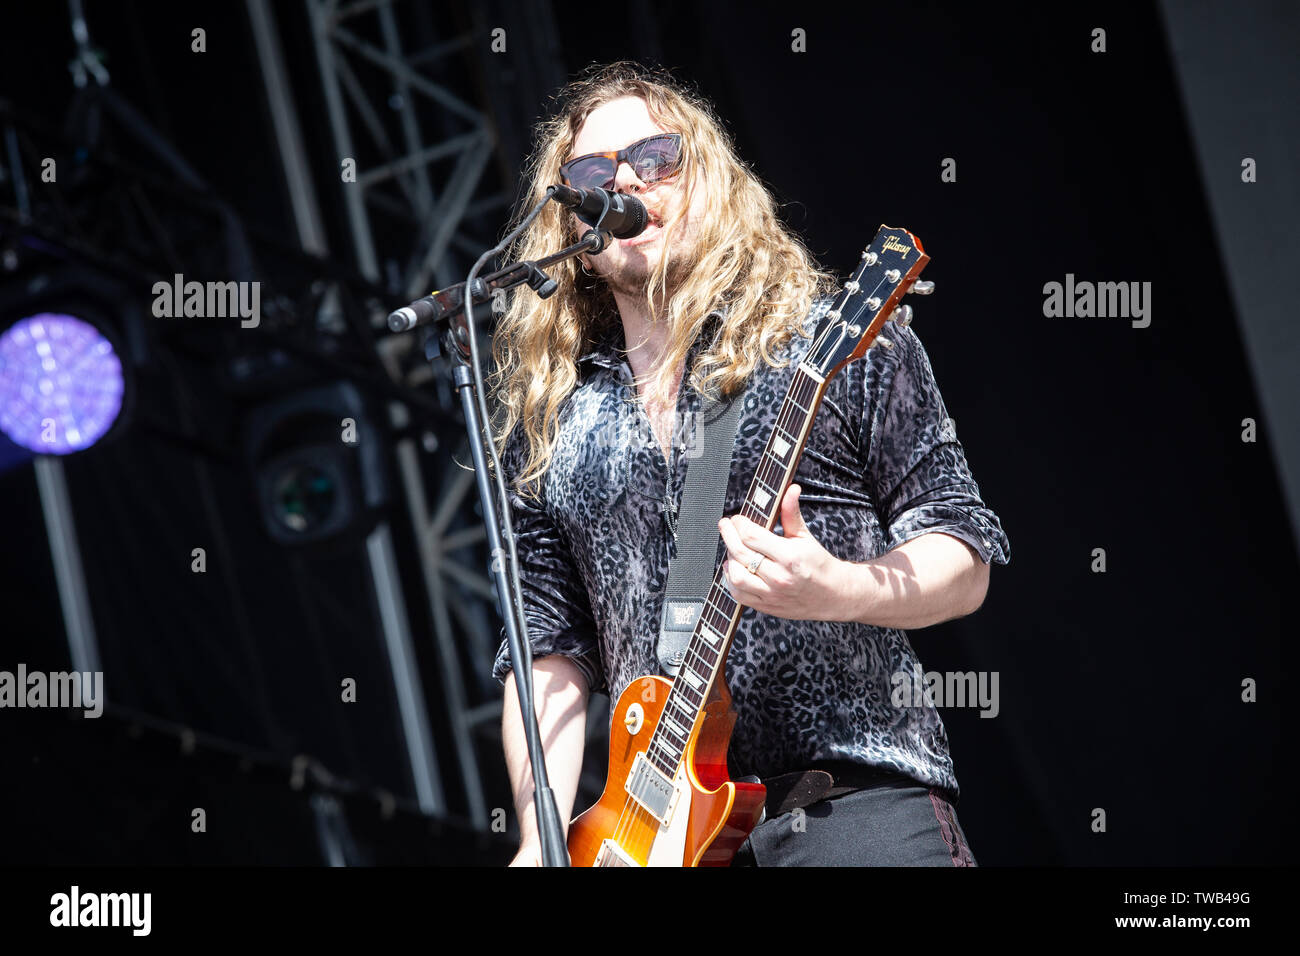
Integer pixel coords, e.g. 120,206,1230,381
596,839,641,867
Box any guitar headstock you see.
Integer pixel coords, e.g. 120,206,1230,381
804,225,930,377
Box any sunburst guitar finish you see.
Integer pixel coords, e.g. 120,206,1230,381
567,676,766,866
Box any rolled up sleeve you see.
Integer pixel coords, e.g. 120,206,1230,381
862,325,1010,566
490,430,606,692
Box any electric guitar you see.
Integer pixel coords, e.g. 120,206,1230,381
567,225,931,867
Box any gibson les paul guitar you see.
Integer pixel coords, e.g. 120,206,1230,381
567,225,931,867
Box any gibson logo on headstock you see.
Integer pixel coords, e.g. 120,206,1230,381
882,236,912,256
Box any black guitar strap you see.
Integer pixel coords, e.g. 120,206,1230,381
655,382,746,677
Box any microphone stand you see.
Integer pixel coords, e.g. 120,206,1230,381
397,189,621,867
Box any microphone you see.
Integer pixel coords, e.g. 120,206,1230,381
549,184,649,239
386,186,649,333
387,281,482,333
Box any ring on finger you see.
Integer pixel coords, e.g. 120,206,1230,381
745,553,764,575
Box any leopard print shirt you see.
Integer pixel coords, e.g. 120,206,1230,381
492,298,1010,799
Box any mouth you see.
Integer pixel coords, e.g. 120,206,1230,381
621,212,664,246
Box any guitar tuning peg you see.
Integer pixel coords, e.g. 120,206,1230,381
890,304,914,328
907,280,935,295
875,335,895,350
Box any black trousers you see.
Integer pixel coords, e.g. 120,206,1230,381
729,776,977,867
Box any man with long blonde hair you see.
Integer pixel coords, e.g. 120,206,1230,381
490,62,1009,866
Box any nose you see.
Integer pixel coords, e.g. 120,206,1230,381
611,158,646,195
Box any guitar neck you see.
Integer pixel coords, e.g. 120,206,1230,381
640,222,930,783
641,361,830,779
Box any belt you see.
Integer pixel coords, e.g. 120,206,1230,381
756,760,903,818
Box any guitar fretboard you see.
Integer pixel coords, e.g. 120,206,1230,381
643,363,827,779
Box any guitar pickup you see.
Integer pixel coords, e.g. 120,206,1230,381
624,752,678,824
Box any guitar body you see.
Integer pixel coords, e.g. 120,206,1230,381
568,675,767,867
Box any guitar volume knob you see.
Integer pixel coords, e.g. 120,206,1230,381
624,703,645,735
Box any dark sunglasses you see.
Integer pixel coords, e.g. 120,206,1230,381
559,133,683,192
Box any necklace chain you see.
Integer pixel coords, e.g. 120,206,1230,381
664,474,677,539
644,399,678,541
661,409,677,540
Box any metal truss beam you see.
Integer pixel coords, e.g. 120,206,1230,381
285,0,570,833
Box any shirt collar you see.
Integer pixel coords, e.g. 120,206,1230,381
578,307,727,373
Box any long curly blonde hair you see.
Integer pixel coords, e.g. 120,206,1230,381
490,61,837,497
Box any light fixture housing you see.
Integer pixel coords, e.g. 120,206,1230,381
0,312,126,455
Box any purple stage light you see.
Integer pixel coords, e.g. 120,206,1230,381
0,313,125,454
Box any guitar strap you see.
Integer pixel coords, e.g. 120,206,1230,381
656,380,746,677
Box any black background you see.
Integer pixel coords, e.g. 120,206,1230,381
0,0,1294,868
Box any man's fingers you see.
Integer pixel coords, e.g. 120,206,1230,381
718,516,762,567
725,514,789,563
